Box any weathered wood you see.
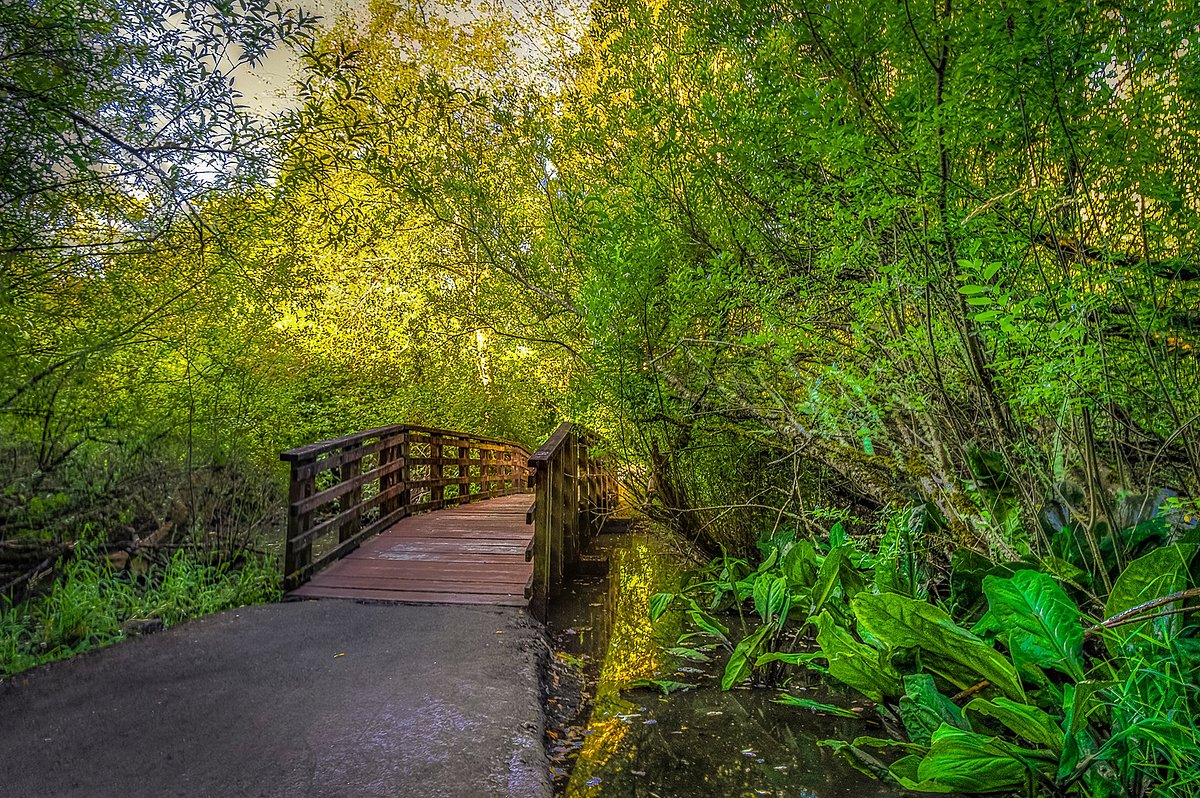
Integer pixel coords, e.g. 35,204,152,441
282,421,618,612
282,425,532,590
288,494,534,605
525,422,620,620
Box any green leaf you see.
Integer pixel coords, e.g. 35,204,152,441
666,646,711,663
819,739,904,784
774,695,860,717
754,574,789,624
815,611,901,702
755,651,822,667
688,609,730,644
649,592,674,622
1062,680,1113,737
783,540,819,589
959,284,990,295
1103,543,1198,652
899,674,970,746
964,697,1065,752
829,521,847,548
982,570,1085,680
853,593,1024,701
623,678,697,695
908,724,1042,793
721,623,772,690
810,547,847,617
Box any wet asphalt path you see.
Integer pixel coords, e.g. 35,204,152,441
0,601,550,798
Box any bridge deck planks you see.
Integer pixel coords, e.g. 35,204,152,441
287,493,535,606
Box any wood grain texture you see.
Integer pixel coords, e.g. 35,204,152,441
287,494,534,606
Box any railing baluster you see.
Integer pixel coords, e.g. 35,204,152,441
282,425,534,590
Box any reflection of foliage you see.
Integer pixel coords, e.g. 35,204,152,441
565,535,679,796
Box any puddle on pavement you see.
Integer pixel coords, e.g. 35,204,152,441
546,531,908,798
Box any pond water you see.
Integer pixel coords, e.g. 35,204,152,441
546,531,910,798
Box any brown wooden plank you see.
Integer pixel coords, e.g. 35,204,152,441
287,586,528,606
308,576,530,594
287,490,541,607
316,561,531,582
298,571,529,591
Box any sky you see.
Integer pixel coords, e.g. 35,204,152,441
234,0,364,116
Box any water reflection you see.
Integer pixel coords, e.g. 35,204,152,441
549,532,908,798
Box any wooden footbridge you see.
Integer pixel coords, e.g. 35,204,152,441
280,423,616,616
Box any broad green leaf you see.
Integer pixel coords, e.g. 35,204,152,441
756,546,779,574
1103,543,1198,652
783,540,819,589
754,574,789,624
899,674,970,746
666,646,711,663
907,724,1042,793
773,695,860,717
810,547,846,617
1062,680,1113,737
982,570,1084,679
688,609,730,644
721,624,772,690
648,592,674,622
755,651,822,667
853,593,1024,701
815,611,901,702
965,697,1064,752
623,678,696,695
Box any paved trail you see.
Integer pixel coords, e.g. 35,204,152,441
0,601,550,798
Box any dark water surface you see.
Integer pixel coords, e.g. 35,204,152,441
547,532,909,798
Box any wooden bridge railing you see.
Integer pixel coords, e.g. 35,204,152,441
526,423,618,619
280,425,533,590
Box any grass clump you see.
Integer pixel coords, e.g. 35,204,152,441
0,543,280,678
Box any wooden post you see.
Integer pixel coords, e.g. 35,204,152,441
532,463,552,619
431,437,445,510
550,454,565,596
283,465,315,590
398,429,410,517
579,438,593,538
561,432,578,575
338,452,361,544
462,442,475,504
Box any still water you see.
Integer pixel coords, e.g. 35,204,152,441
546,532,909,798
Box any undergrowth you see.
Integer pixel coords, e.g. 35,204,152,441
0,543,280,678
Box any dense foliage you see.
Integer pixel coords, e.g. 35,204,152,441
2,0,1199,790
652,517,1200,796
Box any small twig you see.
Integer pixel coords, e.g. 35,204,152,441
1092,605,1198,633
951,679,990,703
1084,587,1200,636
0,554,58,598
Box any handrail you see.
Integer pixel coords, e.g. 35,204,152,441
525,422,618,619
281,425,533,590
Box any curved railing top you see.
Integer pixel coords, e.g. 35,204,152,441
282,424,531,464
281,423,535,590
